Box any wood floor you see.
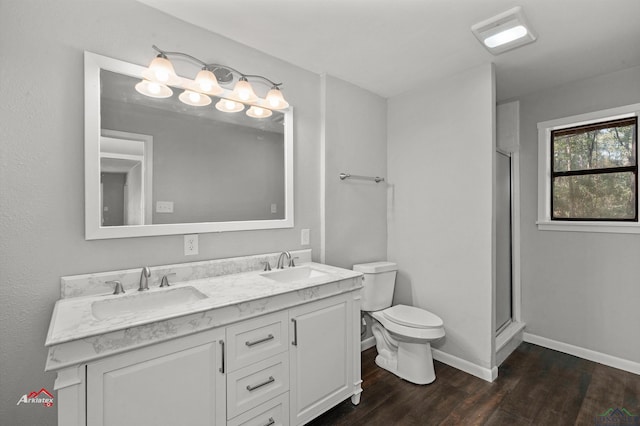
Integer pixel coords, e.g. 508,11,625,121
308,342,640,425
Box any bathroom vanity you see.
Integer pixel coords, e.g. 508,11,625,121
46,250,363,426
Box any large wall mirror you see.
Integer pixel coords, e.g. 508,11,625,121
85,52,294,239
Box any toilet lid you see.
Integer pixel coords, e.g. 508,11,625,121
382,305,443,329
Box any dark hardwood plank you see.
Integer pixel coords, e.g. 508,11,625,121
308,342,640,425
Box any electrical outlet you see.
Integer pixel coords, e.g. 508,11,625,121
184,234,198,256
156,201,174,213
301,228,310,246
271,203,277,214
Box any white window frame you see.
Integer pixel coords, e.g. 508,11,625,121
537,103,640,234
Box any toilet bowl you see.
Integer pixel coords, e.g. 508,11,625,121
354,262,445,385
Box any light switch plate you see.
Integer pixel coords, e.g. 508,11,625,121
301,229,310,246
184,234,198,256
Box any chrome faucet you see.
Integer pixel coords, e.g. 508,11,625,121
106,280,125,295
138,266,151,291
160,272,176,288
276,251,292,269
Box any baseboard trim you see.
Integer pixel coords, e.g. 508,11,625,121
496,321,526,367
496,321,526,351
360,337,497,382
523,332,640,375
432,349,498,383
360,336,376,352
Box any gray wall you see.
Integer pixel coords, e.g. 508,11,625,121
322,75,388,269
387,64,496,370
0,1,321,424
515,65,640,363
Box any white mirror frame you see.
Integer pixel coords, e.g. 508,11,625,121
85,51,294,239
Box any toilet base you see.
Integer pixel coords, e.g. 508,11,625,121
375,341,436,385
371,320,437,385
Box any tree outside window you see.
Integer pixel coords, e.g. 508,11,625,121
551,117,637,221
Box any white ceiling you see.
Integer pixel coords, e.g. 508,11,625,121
138,0,640,101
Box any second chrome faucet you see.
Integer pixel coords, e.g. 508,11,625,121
276,251,296,269
138,266,151,291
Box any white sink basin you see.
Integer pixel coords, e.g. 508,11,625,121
261,266,327,283
92,286,207,320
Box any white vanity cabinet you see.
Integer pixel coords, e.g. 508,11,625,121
225,311,290,425
48,259,363,426
289,294,355,425
86,329,226,426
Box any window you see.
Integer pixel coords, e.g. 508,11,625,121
551,117,637,221
537,104,640,233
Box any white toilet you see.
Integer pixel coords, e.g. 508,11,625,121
354,261,445,385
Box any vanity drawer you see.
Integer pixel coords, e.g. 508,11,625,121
227,352,289,419
227,393,289,426
226,310,288,372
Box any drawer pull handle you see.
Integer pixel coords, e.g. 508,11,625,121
263,417,275,426
246,376,275,392
246,334,274,347
291,318,297,346
219,340,225,374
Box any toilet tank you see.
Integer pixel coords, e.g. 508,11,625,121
353,262,398,311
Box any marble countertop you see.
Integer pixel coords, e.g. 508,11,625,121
45,262,362,371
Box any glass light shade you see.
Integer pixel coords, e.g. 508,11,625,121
194,69,223,95
142,56,181,85
135,79,173,98
246,106,273,118
265,87,289,110
231,78,258,103
215,98,244,113
484,25,528,48
178,90,212,107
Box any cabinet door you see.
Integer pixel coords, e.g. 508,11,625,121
87,329,225,426
289,294,353,425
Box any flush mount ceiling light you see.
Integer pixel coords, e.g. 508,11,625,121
471,6,537,55
136,45,289,116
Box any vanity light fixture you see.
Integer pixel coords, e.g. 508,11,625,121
137,45,289,116
246,105,273,118
193,69,223,96
265,86,289,110
215,98,244,113
134,79,173,98
471,6,536,55
230,77,259,103
141,54,182,86
178,90,212,107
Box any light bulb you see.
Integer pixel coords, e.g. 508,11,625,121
246,106,273,118
135,79,173,98
142,55,180,85
194,69,223,95
265,87,289,110
231,78,258,102
484,25,528,48
155,69,169,82
215,98,244,113
178,90,211,106
148,82,162,95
